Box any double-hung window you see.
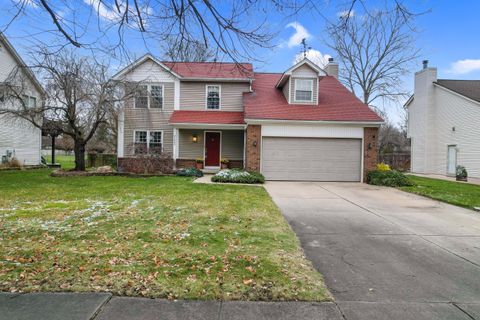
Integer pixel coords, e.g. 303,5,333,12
149,131,163,154
206,85,220,109
294,79,314,102
150,85,163,109
134,130,148,154
22,95,37,108
134,84,163,109
134,130,163,154
135,85,149,108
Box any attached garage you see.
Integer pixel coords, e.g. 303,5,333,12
261,137,362,181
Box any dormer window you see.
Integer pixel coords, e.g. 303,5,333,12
294,79,313,102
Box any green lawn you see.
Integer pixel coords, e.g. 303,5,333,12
44,155,78,169
401,175,480,210
0,170,329,301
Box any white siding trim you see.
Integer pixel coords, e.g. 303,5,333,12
174,79,180,110
261,124,364,139
117,110,125,157
173,127,179,160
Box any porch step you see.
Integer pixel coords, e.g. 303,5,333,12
202,167,220,174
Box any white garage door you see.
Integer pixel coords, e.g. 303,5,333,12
262,137,362,181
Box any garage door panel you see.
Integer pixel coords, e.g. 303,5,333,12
262,137,362,181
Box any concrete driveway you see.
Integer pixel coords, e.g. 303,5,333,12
265,182,480,320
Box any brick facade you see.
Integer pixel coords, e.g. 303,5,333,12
363,127,379,180
175,159,243,169
176,159,197,169
245,125,261,171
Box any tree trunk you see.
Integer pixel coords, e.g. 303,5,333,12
73,140,86,171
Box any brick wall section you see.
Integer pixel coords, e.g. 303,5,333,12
176,159,197,169
176,159,243,169
246,125,261,171
364,127,379,180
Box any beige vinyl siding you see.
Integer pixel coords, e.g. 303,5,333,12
289,63,318,105
290,77,318,105
221,130,244,159
180,82,250,111
178,129,204,159
291,64,318,77
178,129,244,160
123,82,174,155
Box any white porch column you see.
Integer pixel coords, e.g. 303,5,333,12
117,109,125,157
173,127,179,162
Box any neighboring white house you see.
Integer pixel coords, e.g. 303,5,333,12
0,33,45,165
406,61,480,179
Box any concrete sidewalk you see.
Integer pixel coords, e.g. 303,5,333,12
0,292,343,320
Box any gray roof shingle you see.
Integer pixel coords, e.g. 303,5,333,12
435,79,480,103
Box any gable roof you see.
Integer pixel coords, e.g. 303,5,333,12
245,73,383,123
163,62,253,80
276,58,327,88
435,79,480,103
111,54,182,80
111,53,254,81
0,33,45,96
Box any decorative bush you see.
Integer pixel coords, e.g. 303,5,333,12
456,165,468,181
367,170,414,187
211,169,265,184
118,154,174,174
376,162,391,172
220,158,229,164
176,167,203,177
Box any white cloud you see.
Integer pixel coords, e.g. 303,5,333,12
449,59,480,74
337,9,355,18
293,49,331,68
285,22,311,48
83,0,120,21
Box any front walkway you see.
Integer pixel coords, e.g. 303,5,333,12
265,181,480,320
412,173,480,185
0,292,343,320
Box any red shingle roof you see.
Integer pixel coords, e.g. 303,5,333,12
163,62,253,79
170,111,245,125
244,73,383,122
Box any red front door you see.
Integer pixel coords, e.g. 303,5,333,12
205,132,221,166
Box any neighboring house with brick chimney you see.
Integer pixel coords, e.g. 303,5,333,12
406,60,480,179
0,33,45,166
113,55,383,182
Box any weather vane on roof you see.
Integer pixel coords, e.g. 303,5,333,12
301,38,311,59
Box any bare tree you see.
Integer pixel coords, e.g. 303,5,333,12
162,38,214,62
0,47,130,171
3,0,286,63
325,2,420,108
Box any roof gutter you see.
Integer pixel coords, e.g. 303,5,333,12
244,118,384,126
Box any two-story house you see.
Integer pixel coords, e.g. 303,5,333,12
113,55,383,181
406,60,480,179
0,33,45,165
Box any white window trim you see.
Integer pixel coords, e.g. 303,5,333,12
293,78,314,103
134,84,164,109
133,129,164,153
205,84,221,110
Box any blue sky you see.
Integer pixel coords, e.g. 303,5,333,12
2,0,480,125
